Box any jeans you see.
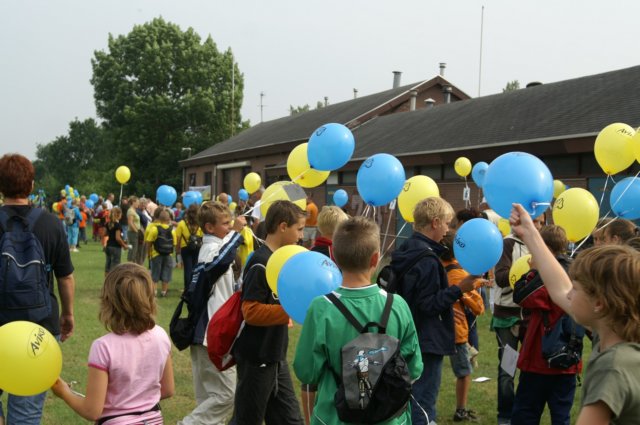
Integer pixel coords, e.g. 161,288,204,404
411,353,443,425
121,224,129,242
495,326,520,423
67,225,79,247
511,372,576,425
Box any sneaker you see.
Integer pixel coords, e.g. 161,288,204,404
453,408,479,422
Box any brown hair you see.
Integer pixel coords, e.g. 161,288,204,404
603,219,638,243
413,197,454,232
440,232,455,261
540,225,568,256
107,207,122,230
0,154,34,198
184,203,200,228
198,201,230,230
99,263,157,335
265,200,306,235
333,216,380,272
569,245,640,343
317,206,349,238
626,237,640,252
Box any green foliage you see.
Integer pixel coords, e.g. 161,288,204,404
91,17,245,195
503,80,521,92
289,101,326,116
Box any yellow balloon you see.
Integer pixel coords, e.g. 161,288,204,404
397,176,440,222
594,123,635,175
498,218,511,237
287,143,330,188
454,157,472,177
229,201,238,212
553,180,566,199
509,254,532,287
52,202,59,212
115,166,131,184
260,181,306,218
632,130,640,164
243,172,262,194
552,188,599,242
0,321,62,396
266,245,308,294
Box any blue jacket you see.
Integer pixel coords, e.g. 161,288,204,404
390,231,461,355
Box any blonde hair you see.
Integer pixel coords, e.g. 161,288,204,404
569,245,640,343
107,206,122,230
413,197,454,232
317,206,349,238
99,263,157,335
333,217,380,272
198,201,230,230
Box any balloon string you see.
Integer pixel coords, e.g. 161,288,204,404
464,177,470,208
362,204,371,218
119,184,123,206
598,174,610,208
381,203,395,254
240,177,306,219
570,217,617,257
380,221,408,261
599,170,640,221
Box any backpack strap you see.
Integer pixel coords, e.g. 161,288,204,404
444,263,462,273
326,292,394,334
0,207,43,233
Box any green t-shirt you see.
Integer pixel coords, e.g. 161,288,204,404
582,341,640,424
293,285,423,425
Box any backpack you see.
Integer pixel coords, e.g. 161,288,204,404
154,225,174,255
63,206,76,226
183,225,203,251
326,292,412,424
0,208,52,325
206,263,265,371
376,249,436,293
541,311,585,369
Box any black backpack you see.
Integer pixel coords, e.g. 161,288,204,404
541,311,585,369
0,208,52,325
376,249,436,293
326,292,412,424
154,225,174,255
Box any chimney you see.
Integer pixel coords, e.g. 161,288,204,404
442,85,452,104
439,62,446,77
324,96,329,107
425,98,436,109
392,71,402,88
409,90,418,111
353,88,358,99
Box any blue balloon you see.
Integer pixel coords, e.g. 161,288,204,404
454,218,503,275
182,191,199,209
307,123,355,171
610,177,640,220
483,152,553,219
471,162,489,188
84,199,95,209
227,195,233,204
356,154,406,207
238,188,249,201
193,191,203,205
89,193,99,203
73,189,79,198
65,184,70,192
278,251,342,324
333,189,348,207
156,185,177,207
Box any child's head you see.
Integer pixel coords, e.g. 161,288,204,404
626,236,640,252
413,197,454,241
99,263,156,335
317,206,349,239
265,200,306,246
333,216,380,273
158,208,172,224
540,225,568,256
601,219,638,245
184,203,199,226
198,201,231,238
153,206,164,221
109,206,122,224
569,245,640,343
455,208,481,229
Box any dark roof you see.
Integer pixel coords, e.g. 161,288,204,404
352,65,640,159
185,76,463,163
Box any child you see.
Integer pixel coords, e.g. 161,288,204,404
294,216,423,425
310,206,349,261
510,204,640,424
104,207,129,276
511,225,581,425
52,263,174,423
440,232,485,422
232,200,305,425
179,201,246,425
389,197,478,425
146,208,176,297
175,204,204,293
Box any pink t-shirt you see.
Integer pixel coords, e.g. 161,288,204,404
88,325,170,424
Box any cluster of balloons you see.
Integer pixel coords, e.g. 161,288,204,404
266,246,342,323
61,184,79,201
0,321,62,396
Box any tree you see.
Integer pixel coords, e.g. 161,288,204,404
502,80,520,92
289,101,326,116
91,17,245,195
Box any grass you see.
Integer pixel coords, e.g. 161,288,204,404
2,240,589,424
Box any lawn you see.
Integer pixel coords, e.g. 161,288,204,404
2,240,588,424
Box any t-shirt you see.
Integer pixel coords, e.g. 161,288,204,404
233,245,288,364
305,201,318,227
0,205,74,335
175,220,203,250
127,207,141,232
106,222,123,248
88,325,170,424
145,223,176,259
581,341,640,424
293,285,423,425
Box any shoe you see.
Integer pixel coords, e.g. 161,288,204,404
71,248,79,252
453,408,479,422
160,291,168,297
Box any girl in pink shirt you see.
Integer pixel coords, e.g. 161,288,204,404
52,263,174,424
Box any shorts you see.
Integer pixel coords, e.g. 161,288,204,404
150,254,174,283
303,226,317,242
449,342,473,378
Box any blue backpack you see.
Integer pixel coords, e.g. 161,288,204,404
0,208,52,325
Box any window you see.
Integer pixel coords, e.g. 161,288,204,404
543,156,578,177
222,169,231,194
418,165,441,180
204,171,212,187
188,173,196,187
339,171,357,185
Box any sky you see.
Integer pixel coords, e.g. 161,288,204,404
2,0,640,160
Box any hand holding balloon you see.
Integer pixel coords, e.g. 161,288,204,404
509,204,537,243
